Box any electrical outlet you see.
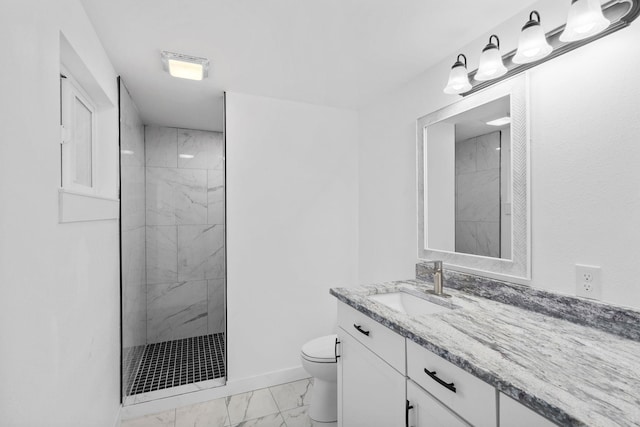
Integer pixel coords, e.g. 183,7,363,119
575,265,602,300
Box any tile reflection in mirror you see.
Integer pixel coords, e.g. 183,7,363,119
425,95,510,260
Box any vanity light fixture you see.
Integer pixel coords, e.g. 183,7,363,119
443,0,638,96
513,11,553,64
179,154,195,159
443,54,472,95
486,116,511,126
161,51,210,81
475,35,508,81
560,0,611,42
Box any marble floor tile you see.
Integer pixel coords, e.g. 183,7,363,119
280,406,336,427
229,412,285,427
269,379,313,412
146,126,178,168
176,398,230,427
226,388,280,425
122,410,176,427
146,225,178,285
146,281,207,343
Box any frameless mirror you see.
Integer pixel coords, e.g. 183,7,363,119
417,74,530,280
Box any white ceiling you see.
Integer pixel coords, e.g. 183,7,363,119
80,0,539,132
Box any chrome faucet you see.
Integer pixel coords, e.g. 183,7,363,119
426,261,450,297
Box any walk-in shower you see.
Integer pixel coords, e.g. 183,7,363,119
119,78,226,404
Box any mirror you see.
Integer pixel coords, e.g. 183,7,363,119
417,74,530,280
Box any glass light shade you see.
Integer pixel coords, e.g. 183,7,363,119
560,0,610,42
513,22,553,64
443,64,472,94
475,46,507,81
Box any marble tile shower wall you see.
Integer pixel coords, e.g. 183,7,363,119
120,81,146,350
145,126,225,344
455,131,501,258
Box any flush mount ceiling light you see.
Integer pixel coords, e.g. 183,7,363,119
487,116,511,126
161,51,210,81
513,11,553,64
475,35,508,81
443,54,472,95
560,0,611,42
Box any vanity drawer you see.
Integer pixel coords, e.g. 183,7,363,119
407,340,496,427
337,301,405,373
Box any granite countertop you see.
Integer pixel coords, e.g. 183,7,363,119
330,279,640,427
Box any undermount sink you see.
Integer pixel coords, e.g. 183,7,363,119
368,292,452,316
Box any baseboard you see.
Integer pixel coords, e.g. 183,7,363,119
120,365,308,420
112,404,122,427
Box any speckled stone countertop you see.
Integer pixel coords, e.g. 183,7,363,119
330,280,640,427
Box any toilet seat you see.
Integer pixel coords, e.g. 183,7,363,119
301,334,337,363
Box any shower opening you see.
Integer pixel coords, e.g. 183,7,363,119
118,78,226,404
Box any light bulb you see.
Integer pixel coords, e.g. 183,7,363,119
560,0,610,42
475,35,507,82
513,11,553,64
443,54,472,95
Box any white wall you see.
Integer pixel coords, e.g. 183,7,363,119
0,1,121,425
226,93,358,381
358,1,640,309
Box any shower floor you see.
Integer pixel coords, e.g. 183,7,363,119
128,333,226,396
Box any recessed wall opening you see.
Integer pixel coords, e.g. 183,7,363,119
118,78,226,404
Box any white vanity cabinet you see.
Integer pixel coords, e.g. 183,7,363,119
406,340,497,427
500,393,557,427
407,380,470,427
336,301,552,427
337,329,405,427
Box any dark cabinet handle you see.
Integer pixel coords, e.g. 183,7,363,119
406,400,414,427
424,368,457,393
334,337,340,359
353,324,370,336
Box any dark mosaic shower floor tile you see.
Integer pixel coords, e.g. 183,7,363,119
128,333,225,395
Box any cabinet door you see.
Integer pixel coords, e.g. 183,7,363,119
338,328,405,427
407,380,470,427
500,393,557,427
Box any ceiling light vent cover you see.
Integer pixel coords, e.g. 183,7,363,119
161,51,210,80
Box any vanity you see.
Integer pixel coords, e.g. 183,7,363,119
329,64,640,426
331,275,640,426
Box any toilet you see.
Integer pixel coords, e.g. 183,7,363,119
300,334,338,422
